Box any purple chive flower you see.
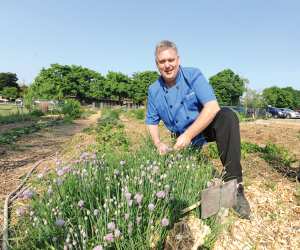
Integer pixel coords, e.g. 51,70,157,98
22,189,35,199
124,213,129,220
124,192,131,200
148,203,155,211
93,246,103,250
78,200,85,208
57,168,65,176
63,166,71,174
103,233,114,242
114,229,121,238
107,222,116,231
80,152,90,160
156,190,166,199
55,218,65,227
161,218,169,227
134,193,143,204
16,206,27,217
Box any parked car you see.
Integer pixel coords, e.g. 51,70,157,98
266,106,287,118
279,108,300,119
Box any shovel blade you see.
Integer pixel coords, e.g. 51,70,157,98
201,179,237,219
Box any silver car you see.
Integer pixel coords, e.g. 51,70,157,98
280,108,300,119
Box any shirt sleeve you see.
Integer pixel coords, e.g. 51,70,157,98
190,69,217,105
145,88,161,125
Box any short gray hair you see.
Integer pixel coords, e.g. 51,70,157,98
155,40,178,57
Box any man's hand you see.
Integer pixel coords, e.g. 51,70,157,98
173,133,191,151
156,142,172,155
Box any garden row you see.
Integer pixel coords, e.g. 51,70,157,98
9,109,220,249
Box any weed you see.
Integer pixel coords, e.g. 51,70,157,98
262,143,296,167
129,109,145,120
264,180,276,191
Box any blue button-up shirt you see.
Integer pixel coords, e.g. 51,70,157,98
145,66,216,146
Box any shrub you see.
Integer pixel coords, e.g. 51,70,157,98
30,109,44,117
61,99,82,119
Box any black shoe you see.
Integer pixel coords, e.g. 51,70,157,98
233,184,251,219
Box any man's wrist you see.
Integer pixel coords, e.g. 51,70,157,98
184,130,194,141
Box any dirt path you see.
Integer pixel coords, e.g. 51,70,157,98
0,112,100,227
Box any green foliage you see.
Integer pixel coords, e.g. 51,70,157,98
0,72,19,91
27,64,158,105
29,109,44,117
242,88,264,109
282,87,300,109
97,108,121,127
131,71,159,104
96,109,129,151
0,120,63,144
209,69,245,106
23,88,35,111
60,99,82,119
10,144,217,249
129,108,146,120
0,86,19,99
205,143,219,159
262,143,296,167
262,86,300,109
29,64,103,101
0,113,32,124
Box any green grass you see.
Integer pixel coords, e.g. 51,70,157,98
0,104,29,116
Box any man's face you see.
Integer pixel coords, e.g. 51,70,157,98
156,48,180,85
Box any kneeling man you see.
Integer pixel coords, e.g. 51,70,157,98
145,40,250,219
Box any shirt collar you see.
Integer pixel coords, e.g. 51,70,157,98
159,66,182,92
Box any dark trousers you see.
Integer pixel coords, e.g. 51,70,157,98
202,108,243,183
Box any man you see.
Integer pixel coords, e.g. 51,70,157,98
145,40,250,219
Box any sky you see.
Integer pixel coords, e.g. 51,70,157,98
1,0,299,91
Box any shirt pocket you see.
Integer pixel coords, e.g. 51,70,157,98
184,92,198,111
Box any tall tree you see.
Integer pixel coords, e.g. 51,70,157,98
131,71,159,104
262,86,294,108
209,69,245,106
0,72,19,91
106,71,131,101
30,64,103,101
0,87,19,100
